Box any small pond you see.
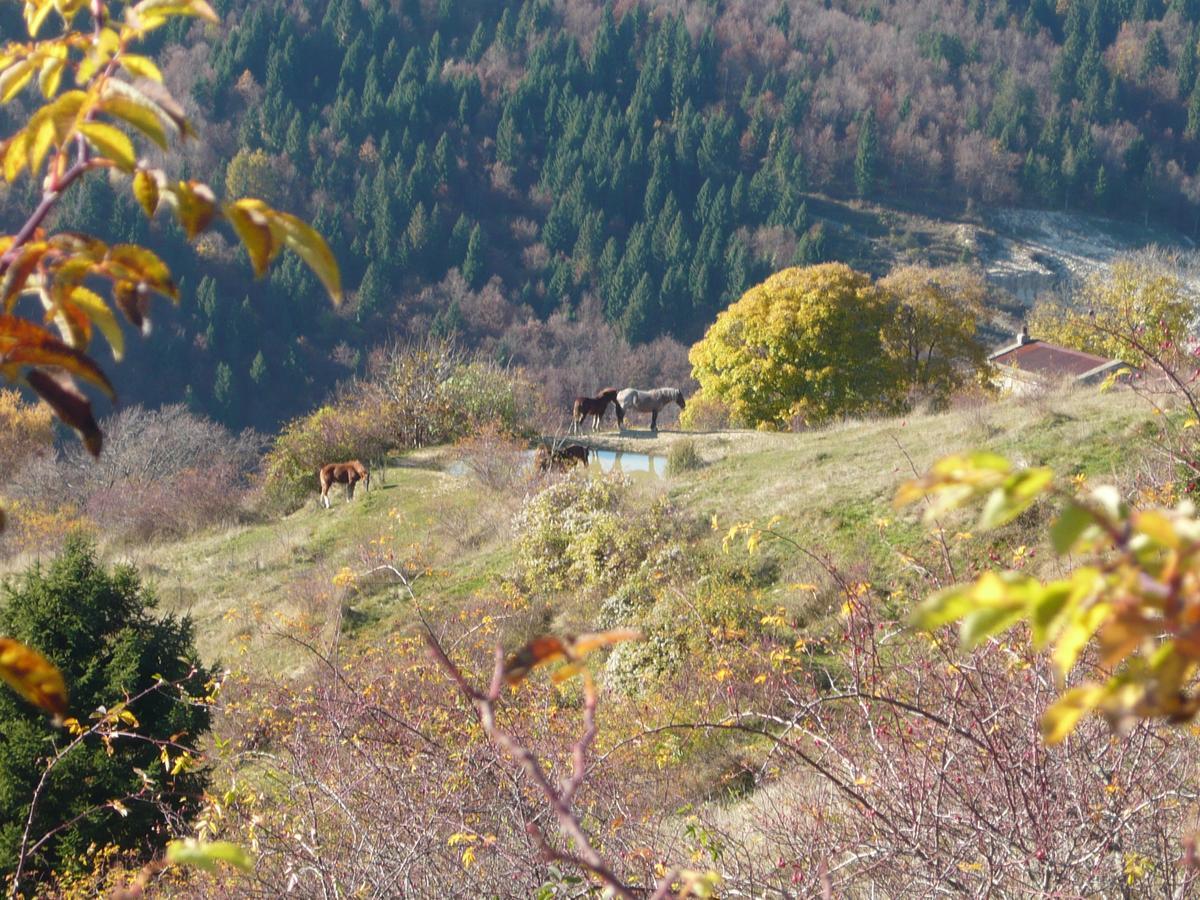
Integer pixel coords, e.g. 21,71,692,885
445,448,668,479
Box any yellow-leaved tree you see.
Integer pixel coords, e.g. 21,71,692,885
1027,255,1195,368
0,1,339,719
879,264,989,407
688,263,905,428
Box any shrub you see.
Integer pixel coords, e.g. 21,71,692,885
262,397,394,510
264,340,538,509
667,439,703,474
6,406,260,545
677,391,731,431
688,264,905,427
513,476,674,594
451,422,529,493
0,536,213,884
0,390,53,481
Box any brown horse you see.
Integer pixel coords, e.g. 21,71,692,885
534,443,590,472
320,460,370,508
571,388,622,433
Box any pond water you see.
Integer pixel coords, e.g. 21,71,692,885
591,448,668,478
445,448,668,479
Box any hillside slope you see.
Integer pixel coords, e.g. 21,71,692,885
126,385,1151,669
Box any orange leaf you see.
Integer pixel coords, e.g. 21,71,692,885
503,636,568,684
25,368,102,456
502,629,643,684
0,636,68,717
0,314,115,398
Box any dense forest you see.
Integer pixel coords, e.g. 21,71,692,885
4,0,1200,428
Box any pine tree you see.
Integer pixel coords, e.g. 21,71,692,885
357,261,387,320
463,224,485,288
249,350,268,384
213,362,236,418
1141,29,1168,79
1179,27,1199,96
1093,164,1110,210
467,22,488,61
1187,83,1200,138
854,108,878,197
622,272,657,342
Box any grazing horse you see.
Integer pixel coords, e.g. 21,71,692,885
615,388,686,432
534,443,590,472
571,388,622,433
319,460,370,508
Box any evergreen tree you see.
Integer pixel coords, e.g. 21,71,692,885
249,350,268,384
622,272,657,341
213,361,236,418
463,223,485,288
0,538,213,879
854,108,878,197
358,261,387,320
1141,29,1168,78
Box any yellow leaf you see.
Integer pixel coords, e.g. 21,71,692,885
0,60,35,103
0,313,115,396
25,111,56,178
270,208,343,302
78,121,136,171
37,56,64,98
0,636,68,717
169,180,218,239
1041,684,1105,744
224,200,277,277
118,54,163,82
132,169,159,217
101,94,169,150
67,287,124,360
3,129,28,181
166,839,254,874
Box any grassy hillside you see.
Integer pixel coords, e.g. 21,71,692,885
129,384,1149,670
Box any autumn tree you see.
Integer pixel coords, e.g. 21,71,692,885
878,265,990,407
1028,255,1196,368
688,264,904,427
0,390,53,482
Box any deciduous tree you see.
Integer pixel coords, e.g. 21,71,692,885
688,264,904,427
879,265,989,406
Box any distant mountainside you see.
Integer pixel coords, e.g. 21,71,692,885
4,0,1199,428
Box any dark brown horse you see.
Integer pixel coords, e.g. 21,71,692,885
534,443,590,472
320,460,370,508
571,388,622,433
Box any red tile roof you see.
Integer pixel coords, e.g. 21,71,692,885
989,340,1118,378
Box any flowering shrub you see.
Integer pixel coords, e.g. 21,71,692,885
513,476,675,594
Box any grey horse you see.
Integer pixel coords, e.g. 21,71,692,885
615,388,686,432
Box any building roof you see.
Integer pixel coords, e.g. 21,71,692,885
989,339,1122,379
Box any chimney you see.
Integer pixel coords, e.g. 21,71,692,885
1016,324,1029,346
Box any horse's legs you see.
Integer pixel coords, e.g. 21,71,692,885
651,409,659,431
